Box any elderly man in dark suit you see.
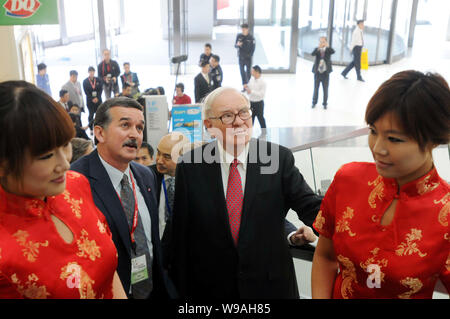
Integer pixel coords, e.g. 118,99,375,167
168,87,322,299
71,97,177,299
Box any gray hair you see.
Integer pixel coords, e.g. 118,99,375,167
202,87,250,118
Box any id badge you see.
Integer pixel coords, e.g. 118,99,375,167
92,91,97,97
131,255,149,285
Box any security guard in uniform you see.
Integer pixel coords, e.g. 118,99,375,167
234,23,256,90
209,54,223,91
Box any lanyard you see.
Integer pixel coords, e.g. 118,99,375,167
161,178,172,217
117,172,139,252
103,62,111,75
89,77,96,89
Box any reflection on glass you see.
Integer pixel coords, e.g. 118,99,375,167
253,0,293,70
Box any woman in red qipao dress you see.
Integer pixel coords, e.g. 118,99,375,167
0,81,126,299
311,71,450,299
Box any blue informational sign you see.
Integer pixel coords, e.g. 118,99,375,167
171,104,203,142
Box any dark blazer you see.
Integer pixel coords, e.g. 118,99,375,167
70,150,177,298
168,139,322,299
311,47,335,74
194,73,211,103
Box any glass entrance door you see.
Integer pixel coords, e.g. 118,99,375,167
214,0,299,72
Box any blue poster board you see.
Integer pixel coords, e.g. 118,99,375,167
171,104,202,142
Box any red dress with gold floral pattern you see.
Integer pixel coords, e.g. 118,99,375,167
0,171,118,299
313,162,450,299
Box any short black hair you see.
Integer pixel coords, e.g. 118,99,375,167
357,20,364,25
70,70,78,76
365,70,450,150
252,65,262,74
37,63,47,71
88,66,95,72
140,141,154,158
93,97,144,144
59,89,68,98
70,137,93,164
176,83,185,92
200,61,209,68
123,62,130,66
241,23,249,29
211,54,220,62
204,43,212,49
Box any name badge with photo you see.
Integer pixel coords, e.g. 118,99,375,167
131,255,149,285
92,91,97,97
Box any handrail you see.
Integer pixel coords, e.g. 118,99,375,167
290,127,370,153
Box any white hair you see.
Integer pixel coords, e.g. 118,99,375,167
202,86,250,118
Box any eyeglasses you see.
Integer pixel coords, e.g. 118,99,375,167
209,108,252,125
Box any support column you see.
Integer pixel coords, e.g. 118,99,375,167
0,26,22,82
97,0,107,53
408,0,419,47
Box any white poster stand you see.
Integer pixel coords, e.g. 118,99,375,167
144,95,169,149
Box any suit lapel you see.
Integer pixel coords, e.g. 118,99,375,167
88,151,132,256
239,139,260,241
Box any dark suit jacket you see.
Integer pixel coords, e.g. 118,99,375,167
311,47,335,74
70,150,177,298
168,139,322,299
194,73,211,103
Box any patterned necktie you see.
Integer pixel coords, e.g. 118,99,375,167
164,177,175,222
226,159,243,246
120,174,153,299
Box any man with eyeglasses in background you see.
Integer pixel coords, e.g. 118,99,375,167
167,87,322,299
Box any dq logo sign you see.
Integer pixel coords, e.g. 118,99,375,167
3,0,41,18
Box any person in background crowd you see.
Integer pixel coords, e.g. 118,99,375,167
83,66,103,133
36,63,52,97
70,137,94,164
0,81,126,299
341,20,365,82
235,23,256,91
312,70,450,299
134,141,155,167
98,49,120,99
58,89,70,112
168,87,322,299
71,97,177,299
62,70,85,112
199,43,212,66
194,61,211,103
311,36,335,109
245,65,267,137
172,83,192,105
68,104,89,140
119,83,133,98
121,62,140,98
209,54,223,91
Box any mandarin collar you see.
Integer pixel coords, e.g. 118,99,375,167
0,185,53,219
381,166,440,198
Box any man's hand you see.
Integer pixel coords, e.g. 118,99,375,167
243,84,250,94
289,225,317,246
93,97,98,103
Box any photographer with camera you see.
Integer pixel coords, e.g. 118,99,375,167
98,49,120,100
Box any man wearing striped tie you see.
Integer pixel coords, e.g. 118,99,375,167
168,87,322,299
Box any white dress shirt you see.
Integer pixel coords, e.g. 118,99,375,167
158,174,173,239
216,140,249,196
350,27,364,50
98,155,154,259
246,77,266,102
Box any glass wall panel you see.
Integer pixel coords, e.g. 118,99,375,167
253,0,293,70
297,0,329,58
393,0,413,61
65,0,95,38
